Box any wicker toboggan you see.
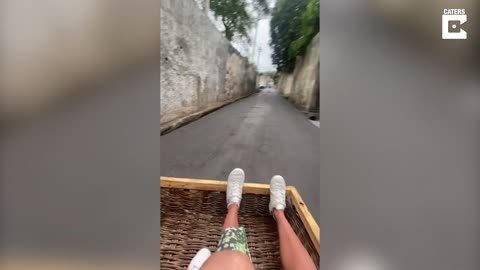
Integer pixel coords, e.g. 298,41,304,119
160,177,320,269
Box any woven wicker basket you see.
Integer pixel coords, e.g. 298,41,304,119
160,177,320,269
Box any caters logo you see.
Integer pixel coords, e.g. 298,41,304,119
442,9,467,39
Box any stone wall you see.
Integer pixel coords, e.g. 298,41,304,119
277,33,319,112
160,0,256,127
277,73,294,97
0,0,159,120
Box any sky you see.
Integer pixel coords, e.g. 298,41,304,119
249,17,276,73
242,0,277,73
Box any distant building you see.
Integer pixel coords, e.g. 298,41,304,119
257,74,271,88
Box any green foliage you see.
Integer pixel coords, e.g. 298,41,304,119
270,0,308,72
250,0,270,16
211,0,251,41
289,0,319,59
272,72,279,84
210,0,270,41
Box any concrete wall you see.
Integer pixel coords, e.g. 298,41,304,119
160,0,256,126
277,33,320,112
0,0,160,120
277,73,294,97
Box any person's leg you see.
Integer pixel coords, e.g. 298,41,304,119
201,168,255,270
223,203,239,229
270,175,317,270
196,203,253,270
274,210,317,270
200,250,255,270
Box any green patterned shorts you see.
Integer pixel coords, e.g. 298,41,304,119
216,227,251,260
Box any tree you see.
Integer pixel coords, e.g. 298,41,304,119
250,0,269,16
210,0,269,41
289,0,319,59
270,0,308,72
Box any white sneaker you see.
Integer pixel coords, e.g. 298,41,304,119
226,168,245,206
187,248,211,270
269,175,286,213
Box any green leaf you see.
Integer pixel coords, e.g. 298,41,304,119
270,0,318,72
210,0,270,41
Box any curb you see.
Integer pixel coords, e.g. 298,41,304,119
160,92,256,136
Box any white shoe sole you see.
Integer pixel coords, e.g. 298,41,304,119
187,248,211,270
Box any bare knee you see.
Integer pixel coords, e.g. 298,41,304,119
201,251,255,270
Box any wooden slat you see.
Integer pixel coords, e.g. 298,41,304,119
287,186,320,253
160,176,271,194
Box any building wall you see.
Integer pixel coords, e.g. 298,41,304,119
160,0,256,126
0,0,160,120
257,75,271,88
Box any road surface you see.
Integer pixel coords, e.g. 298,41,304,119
161,87,320,222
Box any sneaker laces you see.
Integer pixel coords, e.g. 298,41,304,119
270,181,286,208
227,181,242,199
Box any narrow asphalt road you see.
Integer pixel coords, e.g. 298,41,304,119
160,88,320,222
